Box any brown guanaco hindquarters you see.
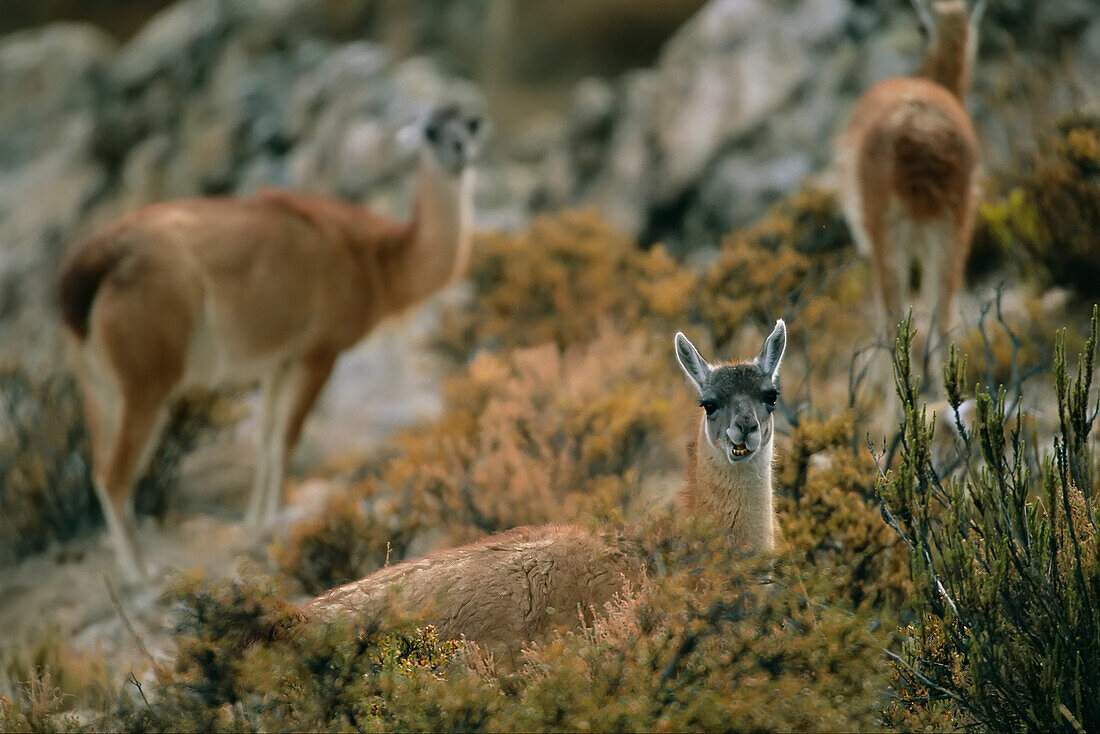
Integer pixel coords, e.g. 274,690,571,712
836,0,985,374
302,320,788,657
57,105,486,582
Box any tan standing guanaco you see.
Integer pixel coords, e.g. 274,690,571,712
57,105,485,582
835,0,986,380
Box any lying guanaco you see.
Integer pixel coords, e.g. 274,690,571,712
57,105,485,582
836,0,986,374
301,321,787,657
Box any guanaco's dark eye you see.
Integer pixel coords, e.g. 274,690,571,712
762,390,779,409
699,399,719,417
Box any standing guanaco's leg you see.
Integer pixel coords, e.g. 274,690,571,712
933,211,974,354
96,383,173,582
246,352,337,528
73,348,117,476
259,352,337,525
85,259,194,581
246,370,286,528
864,203,906,397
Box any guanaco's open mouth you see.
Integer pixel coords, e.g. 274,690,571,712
730,443,749,457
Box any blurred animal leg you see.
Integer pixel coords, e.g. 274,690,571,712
97,387,171,582
261,352,337,524
247,367,288,528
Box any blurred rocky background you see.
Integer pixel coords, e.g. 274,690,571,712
1,0,1096,369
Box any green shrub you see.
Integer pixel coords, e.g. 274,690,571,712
777,414,913,614
0,366,98,566
879,308,1100,731
982,115,1100,296
112,569,481,732
493,528,889,732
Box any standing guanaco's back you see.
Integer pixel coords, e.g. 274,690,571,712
57,105,486,582
836,0,986,374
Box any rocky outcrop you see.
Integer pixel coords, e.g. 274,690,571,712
0,0,1095,367
545,0,1097,251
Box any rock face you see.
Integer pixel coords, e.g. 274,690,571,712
0,0,1095,369
544,0,1098,252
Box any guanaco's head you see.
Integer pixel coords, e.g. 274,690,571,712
912,0,989,96
416,105,487,176
675,320,786,465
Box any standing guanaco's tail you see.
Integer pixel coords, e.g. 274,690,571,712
58,234,129,340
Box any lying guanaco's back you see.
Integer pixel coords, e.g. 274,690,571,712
57,105,486,582
302,321,788,657
836,0,986,374
304,524,645,661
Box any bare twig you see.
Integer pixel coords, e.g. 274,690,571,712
104,575,160,674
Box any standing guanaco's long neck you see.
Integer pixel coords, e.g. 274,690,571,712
382,149,474,311
917,11,972,100
685,419,776,554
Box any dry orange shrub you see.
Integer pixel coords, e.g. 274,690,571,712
280,329,689,594
439,210,697,358
776,413,912,613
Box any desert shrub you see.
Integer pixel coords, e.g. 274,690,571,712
0,366,98,566
0,620,126,733
0,363,242,566
438,211,697,358
0,625,116,712
0,671,85,734
982,115,1100,296
132,389,244,519
273,490,408,597
879,309,1100,731
695,214,869,413
110,569,482,732
280,329,688,594
776,414,912,614
487,523,889,732
682,183,864,357
98,521,890,732
740,183,854,256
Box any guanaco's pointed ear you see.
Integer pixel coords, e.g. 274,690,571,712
675,331,712,395
756,319,786,382
966,0,989,66
910,0,939,37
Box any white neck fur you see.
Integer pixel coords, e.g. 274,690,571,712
693,418,776,553
412,148,474,288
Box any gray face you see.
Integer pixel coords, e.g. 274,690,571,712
422,105,485,175
675,321,786,464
